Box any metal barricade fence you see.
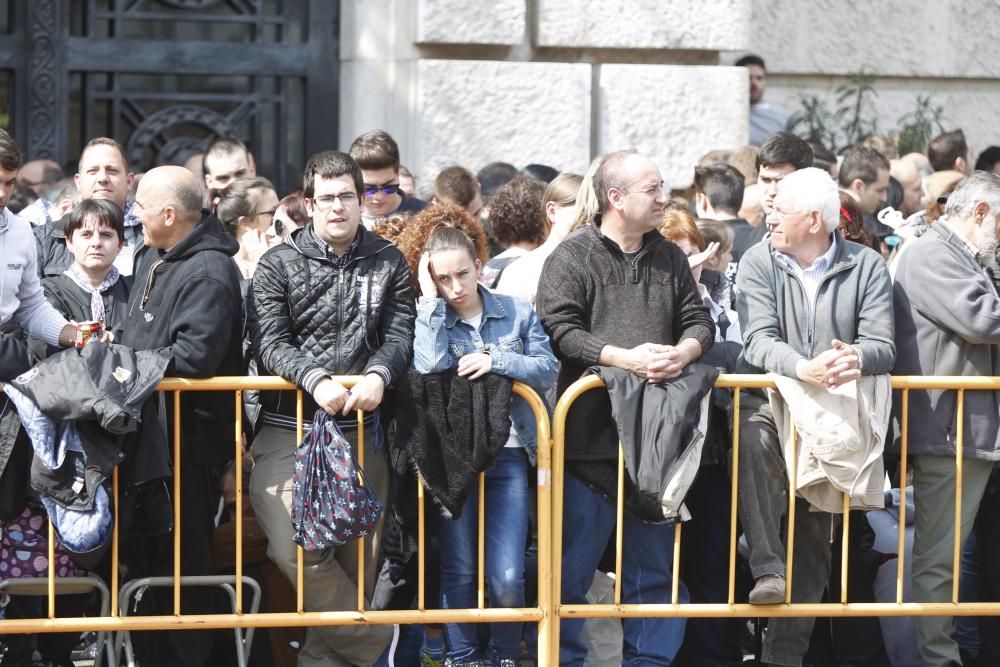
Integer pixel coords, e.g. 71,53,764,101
0,376,554,666
5,373,1000,665
547,373,1000,666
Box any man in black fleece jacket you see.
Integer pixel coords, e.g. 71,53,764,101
537,150,714,665
122,165,243,667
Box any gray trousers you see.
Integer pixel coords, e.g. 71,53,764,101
912,454,995,667
249,424,392,667
738,394,834,667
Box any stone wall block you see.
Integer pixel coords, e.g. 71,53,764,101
416,0,525,45
750,0,953,77
598,65,748,188
537,0,749,50
414,60,592,172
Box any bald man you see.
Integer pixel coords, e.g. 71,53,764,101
122,165,243,667
891,158,925,217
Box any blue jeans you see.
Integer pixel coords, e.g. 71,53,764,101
437,447,530,663
560,472,688,666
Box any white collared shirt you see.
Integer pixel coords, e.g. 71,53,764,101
773,234,838,334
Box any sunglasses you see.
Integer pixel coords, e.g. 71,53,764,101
362,184,400,197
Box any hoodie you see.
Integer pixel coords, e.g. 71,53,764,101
121,214,243,465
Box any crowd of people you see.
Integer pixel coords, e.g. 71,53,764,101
0,73,999,667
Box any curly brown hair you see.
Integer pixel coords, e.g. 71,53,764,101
395,203,490,293
372,213,411,244
488,176,548,246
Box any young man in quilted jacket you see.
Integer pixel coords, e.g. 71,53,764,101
247,150,415,666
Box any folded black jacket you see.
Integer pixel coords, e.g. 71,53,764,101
392,369,512,519
599,364,718,522
567,363,718,522
9,342,171,510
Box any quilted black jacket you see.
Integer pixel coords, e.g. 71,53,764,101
248,224,415,421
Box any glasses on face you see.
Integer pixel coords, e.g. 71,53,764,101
362,183,400,197
310,193,359,210
255,209,276,219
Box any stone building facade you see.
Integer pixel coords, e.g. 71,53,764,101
341,0,1000,189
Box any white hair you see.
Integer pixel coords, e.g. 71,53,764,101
944,170,1000,220
774,167,841,233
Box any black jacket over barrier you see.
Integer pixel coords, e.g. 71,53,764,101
122,215,243,466
9,342,171,510
564,364,718,522
391,369,513,520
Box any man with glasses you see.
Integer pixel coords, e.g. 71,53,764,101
735,167,894,667
537,150,714,665
247,150,415,666
349,129,426,228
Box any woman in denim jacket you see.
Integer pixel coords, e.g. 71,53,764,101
413,224,558,667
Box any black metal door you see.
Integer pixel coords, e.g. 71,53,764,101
0,0,338,193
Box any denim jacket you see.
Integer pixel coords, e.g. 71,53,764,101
413,285,558,464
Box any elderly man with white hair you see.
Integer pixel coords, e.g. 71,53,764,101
893,170,1000,667
734,167,896,667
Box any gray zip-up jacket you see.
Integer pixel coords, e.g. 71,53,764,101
735,232,895,377
892,222,1000,459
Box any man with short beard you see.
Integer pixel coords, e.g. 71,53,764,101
893,170,1000,667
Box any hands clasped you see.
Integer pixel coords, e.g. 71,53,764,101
796,339,861,389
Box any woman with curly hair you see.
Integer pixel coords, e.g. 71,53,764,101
481,176,549,287
394,202,490,294
494,172,582,304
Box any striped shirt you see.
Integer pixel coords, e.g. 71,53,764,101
773,234,838,339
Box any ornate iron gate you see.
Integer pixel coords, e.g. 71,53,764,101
0,0,338,193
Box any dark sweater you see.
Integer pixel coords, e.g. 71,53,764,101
537,221,714,467
537,222,715,396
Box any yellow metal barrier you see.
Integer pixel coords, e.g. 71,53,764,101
7,371,1000,665
548,373,1000,665
0,376,555,667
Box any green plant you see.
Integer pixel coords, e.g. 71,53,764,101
787,94,838,148
787,73,879,151
788,74,946,155
897,95,947,155
833,73,879,147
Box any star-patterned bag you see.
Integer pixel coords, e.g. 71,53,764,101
291,410,384,550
